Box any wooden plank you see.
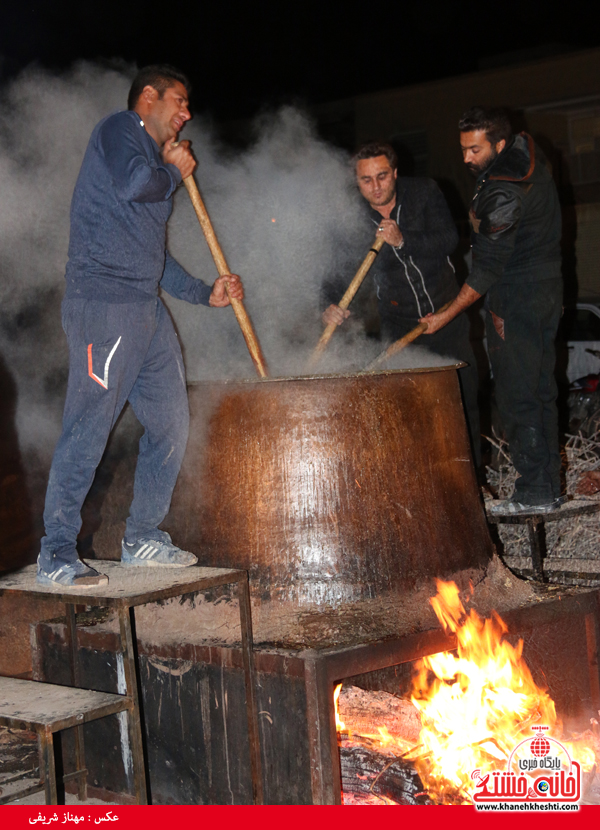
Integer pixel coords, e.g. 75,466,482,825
585,604,600,712
487,499,600,525
0,677,130,730
236,577,264,804
0,783,44,805
501,590,599,632
304,656,339,804
66,603,87,801
0,562,246,608
118,607,148,804
313,629,457,682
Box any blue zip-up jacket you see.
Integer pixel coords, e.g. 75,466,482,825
64,110,212,305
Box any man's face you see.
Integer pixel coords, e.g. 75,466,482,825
356,156,398,209
460,129,504,177
144,81,191,146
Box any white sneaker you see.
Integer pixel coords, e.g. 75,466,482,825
121,538,197,568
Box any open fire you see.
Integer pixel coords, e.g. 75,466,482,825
336,580,598,805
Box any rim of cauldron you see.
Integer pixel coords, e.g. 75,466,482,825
188,362,466,387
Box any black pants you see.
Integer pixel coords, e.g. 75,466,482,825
485,278,563,505
380,312,481,469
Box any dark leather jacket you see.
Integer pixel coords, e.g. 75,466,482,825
368,177,459,324
466,133,562,296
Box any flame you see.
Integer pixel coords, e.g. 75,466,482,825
410,580,595,803
377,725,394,747
334,683,346,733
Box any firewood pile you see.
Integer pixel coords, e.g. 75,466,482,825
337,684,493,804
337,685,600,805
485,425,600,582
338,685,432,805
340,742,432,805
0,727,38,800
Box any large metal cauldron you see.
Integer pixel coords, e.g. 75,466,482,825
167,367,493,606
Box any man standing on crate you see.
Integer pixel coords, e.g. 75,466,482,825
38,65,244,588
421,107,563,514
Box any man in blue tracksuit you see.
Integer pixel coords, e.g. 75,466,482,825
38,65,244,588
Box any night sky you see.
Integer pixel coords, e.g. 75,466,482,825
2,1,600,119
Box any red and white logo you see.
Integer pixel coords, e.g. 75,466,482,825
87,337,122,390
472,726,581,808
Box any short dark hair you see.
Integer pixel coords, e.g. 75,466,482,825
458,106,512,146
127,64,191,111
353,141,398,171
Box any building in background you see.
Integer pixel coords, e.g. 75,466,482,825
313,46,600,302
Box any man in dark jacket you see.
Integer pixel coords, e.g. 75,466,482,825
324,142,480,466
422,107,563,514
38,65,244,587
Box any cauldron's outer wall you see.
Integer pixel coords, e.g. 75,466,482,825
167,368,493,605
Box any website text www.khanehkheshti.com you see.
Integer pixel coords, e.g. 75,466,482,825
477,802,580,811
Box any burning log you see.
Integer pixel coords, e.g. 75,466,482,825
339,740,432,805
335,583,599,806
336,685,434,804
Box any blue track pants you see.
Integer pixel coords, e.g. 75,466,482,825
39,298,189,570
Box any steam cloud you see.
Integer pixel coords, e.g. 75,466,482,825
0,61,458,467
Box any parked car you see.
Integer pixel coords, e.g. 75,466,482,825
474,299,600,384
556,301,600,435
475,300,600,436
558,301,600,383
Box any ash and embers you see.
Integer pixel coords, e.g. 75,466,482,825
336,580,600,806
